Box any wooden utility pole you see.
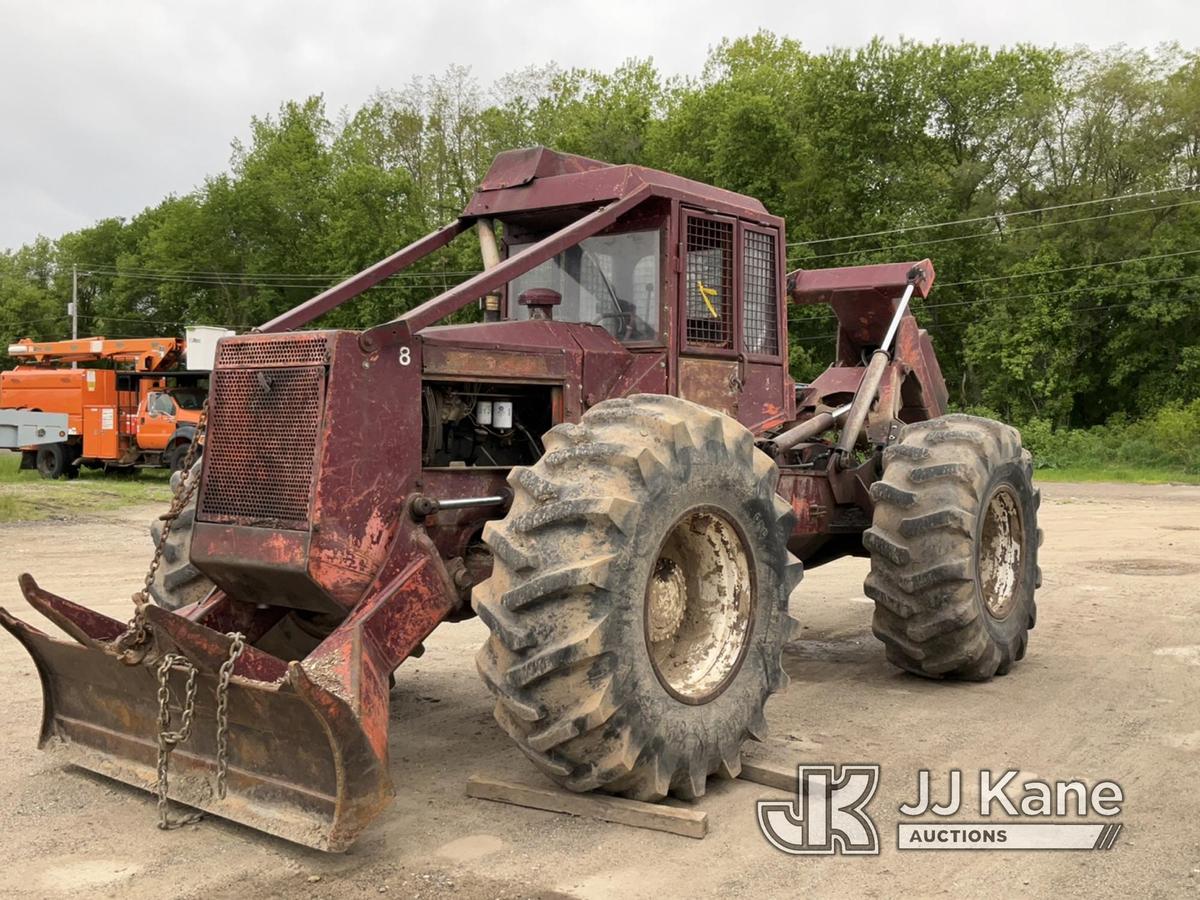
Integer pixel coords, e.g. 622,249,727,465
70,265,78,368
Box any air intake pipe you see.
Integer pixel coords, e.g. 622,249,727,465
477,219,502,322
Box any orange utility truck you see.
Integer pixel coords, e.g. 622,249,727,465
1,337,207,477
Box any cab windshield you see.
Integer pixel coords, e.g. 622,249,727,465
169,389,205,410
508,229,660,342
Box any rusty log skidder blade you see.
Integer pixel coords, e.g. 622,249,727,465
0,147,1041,851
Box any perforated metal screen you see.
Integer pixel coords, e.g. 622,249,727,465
216,334,328,368
743,229,779,355
685,216,733,348
199,364,325,529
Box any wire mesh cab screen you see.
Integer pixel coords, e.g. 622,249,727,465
683,212,781,358
743,227,780,356
685,215,734,349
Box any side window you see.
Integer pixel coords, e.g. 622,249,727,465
149,393,175,415
685,215,733,349
743,228,780,356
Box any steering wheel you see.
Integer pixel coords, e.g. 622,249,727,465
590,309,638,338
592,311,633,341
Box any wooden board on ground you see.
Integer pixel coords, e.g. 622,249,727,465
737,760,797,792
466,774,708,839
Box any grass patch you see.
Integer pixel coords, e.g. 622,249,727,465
0,494,32,522
1033,466,1200,485
0,451,173,523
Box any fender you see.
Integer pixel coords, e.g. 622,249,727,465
166,423,198,452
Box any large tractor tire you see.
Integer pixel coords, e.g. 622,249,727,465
864,414,1042,680
474,395,801,801
147,461,214,611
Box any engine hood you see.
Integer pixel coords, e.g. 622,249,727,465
419,318,625,355
418,319,630,381
417,318,666,420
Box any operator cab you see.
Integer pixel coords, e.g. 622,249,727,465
488,156,790,431
506,229,662,343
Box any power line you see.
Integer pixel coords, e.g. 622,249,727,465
790,291,1200,344
931,293,1200,332
75,268,482,292
76,314,245,329
934,248,1200,289
785,184,1196,247
786,198,1200,264
788,271,1200,327
75,270,443,291
921,272,1200,312
787,249,1200,320
0,316,69,331
80,263,480,283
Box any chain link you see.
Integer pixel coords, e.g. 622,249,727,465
214,632,245,799
153,632,246,829
115,401,208,662
140,403,208,600
110,400,246,831
155,653,203,830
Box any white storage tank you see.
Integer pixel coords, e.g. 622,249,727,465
185,326,236,371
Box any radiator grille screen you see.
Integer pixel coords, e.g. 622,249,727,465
199,365,325,529
216,334,328,368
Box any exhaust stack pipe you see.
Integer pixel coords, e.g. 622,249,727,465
477,219,502,322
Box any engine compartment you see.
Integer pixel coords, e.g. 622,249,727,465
421,382,554,468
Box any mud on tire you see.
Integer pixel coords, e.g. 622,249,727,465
864,414,1042,680
148,461,214,611
474,394,802,801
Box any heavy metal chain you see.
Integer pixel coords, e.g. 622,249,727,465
154,632,245,829
116,401,208,658
214,632,245,799
111,398,245,829
155,652,202,830
141,401,208,600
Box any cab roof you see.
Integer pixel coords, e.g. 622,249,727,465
462,146,778,226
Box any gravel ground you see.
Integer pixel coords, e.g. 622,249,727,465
0,481,1197,898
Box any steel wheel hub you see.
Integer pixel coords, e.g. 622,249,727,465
646,509,754,703
978,485,1023,619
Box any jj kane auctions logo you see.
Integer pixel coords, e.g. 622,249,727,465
757,765,1124,854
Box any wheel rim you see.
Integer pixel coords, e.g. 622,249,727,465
978,485,1024,619
645,508,754,704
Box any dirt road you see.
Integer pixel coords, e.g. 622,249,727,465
0,482,1197,898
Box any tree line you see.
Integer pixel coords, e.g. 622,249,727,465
3,34,1199,431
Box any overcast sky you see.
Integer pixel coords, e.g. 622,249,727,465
1,0,1195,250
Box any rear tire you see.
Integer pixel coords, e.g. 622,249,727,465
474,395,801,801
148,461,215,610
864,414,1041,680
165,442,192,473
35,443,68,479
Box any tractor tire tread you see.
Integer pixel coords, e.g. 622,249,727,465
865,414,1038,680
474,394,798,803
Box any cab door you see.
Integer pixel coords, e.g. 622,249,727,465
137,392,176,450
676,211,742,418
